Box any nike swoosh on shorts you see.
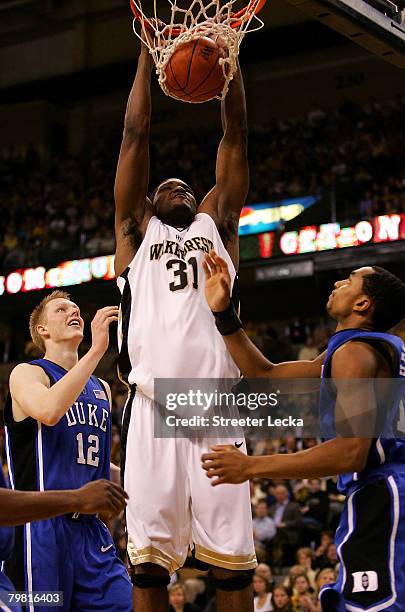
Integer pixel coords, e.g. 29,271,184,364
101,544,114,553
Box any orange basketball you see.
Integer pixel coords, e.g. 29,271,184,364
164,37,226,103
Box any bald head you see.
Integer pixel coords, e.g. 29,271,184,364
274,485,289,503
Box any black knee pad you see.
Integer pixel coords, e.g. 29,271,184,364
191,548,210,571
132,566,170,589
213,570,254,592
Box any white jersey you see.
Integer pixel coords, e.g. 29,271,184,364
117,212,239,399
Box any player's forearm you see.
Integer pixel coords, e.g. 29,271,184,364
38,348,104,425
223,329,274,378
0,489,80,526
221,63,247,138
248,438,370,480
114,51,153,225
124,50,153,134
222,328,325,379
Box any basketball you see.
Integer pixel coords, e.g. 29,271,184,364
164,36,226,103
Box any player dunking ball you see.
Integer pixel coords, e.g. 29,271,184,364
201,252,405,612
4,291,132,612
114,33,255,612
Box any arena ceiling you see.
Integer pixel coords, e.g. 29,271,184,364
0,0,309,42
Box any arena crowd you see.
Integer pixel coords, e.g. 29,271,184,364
1,96,404,273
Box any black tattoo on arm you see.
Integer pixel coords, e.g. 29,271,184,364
218,212,239,247
122,216,144,252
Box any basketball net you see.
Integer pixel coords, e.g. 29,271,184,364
130,0,266,102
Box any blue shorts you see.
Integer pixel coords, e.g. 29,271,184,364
6,516,132,612
320,472,405,611
0,568,20,612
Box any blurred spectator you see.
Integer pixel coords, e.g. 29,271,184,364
284,565,306,593
266,481,277,507
169,583,202,612
290,573,317,612
253,574,273,611
253,500,277,562
314,531,334,568
296,548,317,591
255,563,275,592
269,485,302,567
299,479,329,546
325,477,345,531
271,584,294,612
317,542,339,571
315,567,337,592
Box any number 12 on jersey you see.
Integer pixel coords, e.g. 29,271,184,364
76,433,100,467
166,257,198,292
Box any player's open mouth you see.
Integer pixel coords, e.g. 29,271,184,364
68,319,81,327
170,192,187,201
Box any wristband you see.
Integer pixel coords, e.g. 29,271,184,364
213,301,243,336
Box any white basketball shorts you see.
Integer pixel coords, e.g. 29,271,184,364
122,391,256,574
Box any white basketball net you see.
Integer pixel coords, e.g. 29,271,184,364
131,0,265,102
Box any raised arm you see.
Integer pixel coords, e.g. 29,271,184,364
114,39,154,277
200,61,248,267
203,251,325,378
10,307,118,426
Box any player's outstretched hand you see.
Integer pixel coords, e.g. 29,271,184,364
201,445,253,486
75,480,129,519
202,250,231,312
90,306,119,357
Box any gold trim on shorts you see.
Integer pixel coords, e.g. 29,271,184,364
127,537,181,575
116,364,131,393
194,543,257,571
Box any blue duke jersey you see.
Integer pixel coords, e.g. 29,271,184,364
3,359,132,612
4,359,111,492
320,331,405,611
320,329,405,493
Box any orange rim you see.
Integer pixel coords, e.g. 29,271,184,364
130,0,267,37
231,0,267,26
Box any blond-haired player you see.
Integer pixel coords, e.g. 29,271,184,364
5,291,132,612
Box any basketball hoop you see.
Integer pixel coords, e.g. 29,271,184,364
129,0,267,102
